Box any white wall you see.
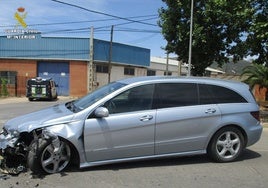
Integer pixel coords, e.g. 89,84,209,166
95,56,187,88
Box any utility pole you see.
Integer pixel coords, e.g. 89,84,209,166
88,26,94,93
108,25,114,83
178,60,181,76
188,0,194,76
165,53,169,75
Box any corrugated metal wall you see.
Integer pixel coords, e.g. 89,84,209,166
94,39,150,67
0,34,150,67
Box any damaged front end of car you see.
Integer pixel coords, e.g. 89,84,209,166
0,127,63,175
0,127,30,175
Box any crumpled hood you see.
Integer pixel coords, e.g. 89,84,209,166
4,103,74,133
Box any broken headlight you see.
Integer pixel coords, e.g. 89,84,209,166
0,128,20,149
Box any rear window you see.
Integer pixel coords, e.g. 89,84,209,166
199,84,247,104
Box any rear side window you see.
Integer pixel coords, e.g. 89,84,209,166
199,84,247,104
155,83,198,108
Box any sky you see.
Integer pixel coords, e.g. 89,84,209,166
0,0,168,57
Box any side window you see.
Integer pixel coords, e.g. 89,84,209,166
198,84,214,104
104,84,154,114
156,83,198,108
202,84,247,104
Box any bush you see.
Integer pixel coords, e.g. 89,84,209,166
0,78,9,97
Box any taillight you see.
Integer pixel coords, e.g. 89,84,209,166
250,111,260,121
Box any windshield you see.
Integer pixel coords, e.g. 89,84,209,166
67,82,126,112
28,80,50,86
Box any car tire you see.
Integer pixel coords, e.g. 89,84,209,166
207,126,245,162
28,98,33,101
27,138,71,174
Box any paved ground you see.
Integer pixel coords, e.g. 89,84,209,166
0,97,268,188
0,96,73,104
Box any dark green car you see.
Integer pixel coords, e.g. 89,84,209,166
26,77,57,101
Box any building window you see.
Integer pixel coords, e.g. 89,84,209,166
124,67,135,75
164,71,172,76
0,71,17,85
147,70,156,76
96,65,109,73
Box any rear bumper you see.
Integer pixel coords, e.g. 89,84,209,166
246,122,263,147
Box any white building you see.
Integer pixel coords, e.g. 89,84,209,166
149,57,188,76
95,56,187,87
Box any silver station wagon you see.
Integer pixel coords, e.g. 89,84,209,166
0,76,263,174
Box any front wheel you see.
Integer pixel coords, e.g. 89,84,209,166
207,127,245,162
27,138,71,174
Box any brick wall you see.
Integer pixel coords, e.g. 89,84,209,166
0,59,37,96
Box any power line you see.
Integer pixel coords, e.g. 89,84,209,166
40,27,160,35
94,16,158,30
95,27,160,33
0,14,158,28
31,16,160,35
51,0,158,27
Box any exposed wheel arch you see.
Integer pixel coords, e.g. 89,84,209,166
60,137,80,167
27,136,72,174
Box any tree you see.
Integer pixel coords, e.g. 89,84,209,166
158,0,264,75
245,0,268,65
241,64,268,89
241,64,268,101
0,78,9,97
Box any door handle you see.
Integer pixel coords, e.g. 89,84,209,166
140,115,153,122
205,108,216,114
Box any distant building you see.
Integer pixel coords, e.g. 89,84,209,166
0,34,150,97
149,57,187,76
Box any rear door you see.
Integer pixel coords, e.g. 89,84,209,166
155,83,221,155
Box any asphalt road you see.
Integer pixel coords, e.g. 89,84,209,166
0,97,268,188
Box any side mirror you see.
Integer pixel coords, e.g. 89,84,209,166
94,107,109,118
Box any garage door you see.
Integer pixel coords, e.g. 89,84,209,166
38,62,69,96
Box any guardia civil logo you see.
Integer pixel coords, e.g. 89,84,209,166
14,7,27,28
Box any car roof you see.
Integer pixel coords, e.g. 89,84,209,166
117,76,247,88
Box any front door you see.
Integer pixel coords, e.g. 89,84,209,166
84,84,156,162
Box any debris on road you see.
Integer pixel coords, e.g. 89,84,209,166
0,154,26,176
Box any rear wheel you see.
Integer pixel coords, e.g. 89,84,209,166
208,127,245,162
28,138,71,174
